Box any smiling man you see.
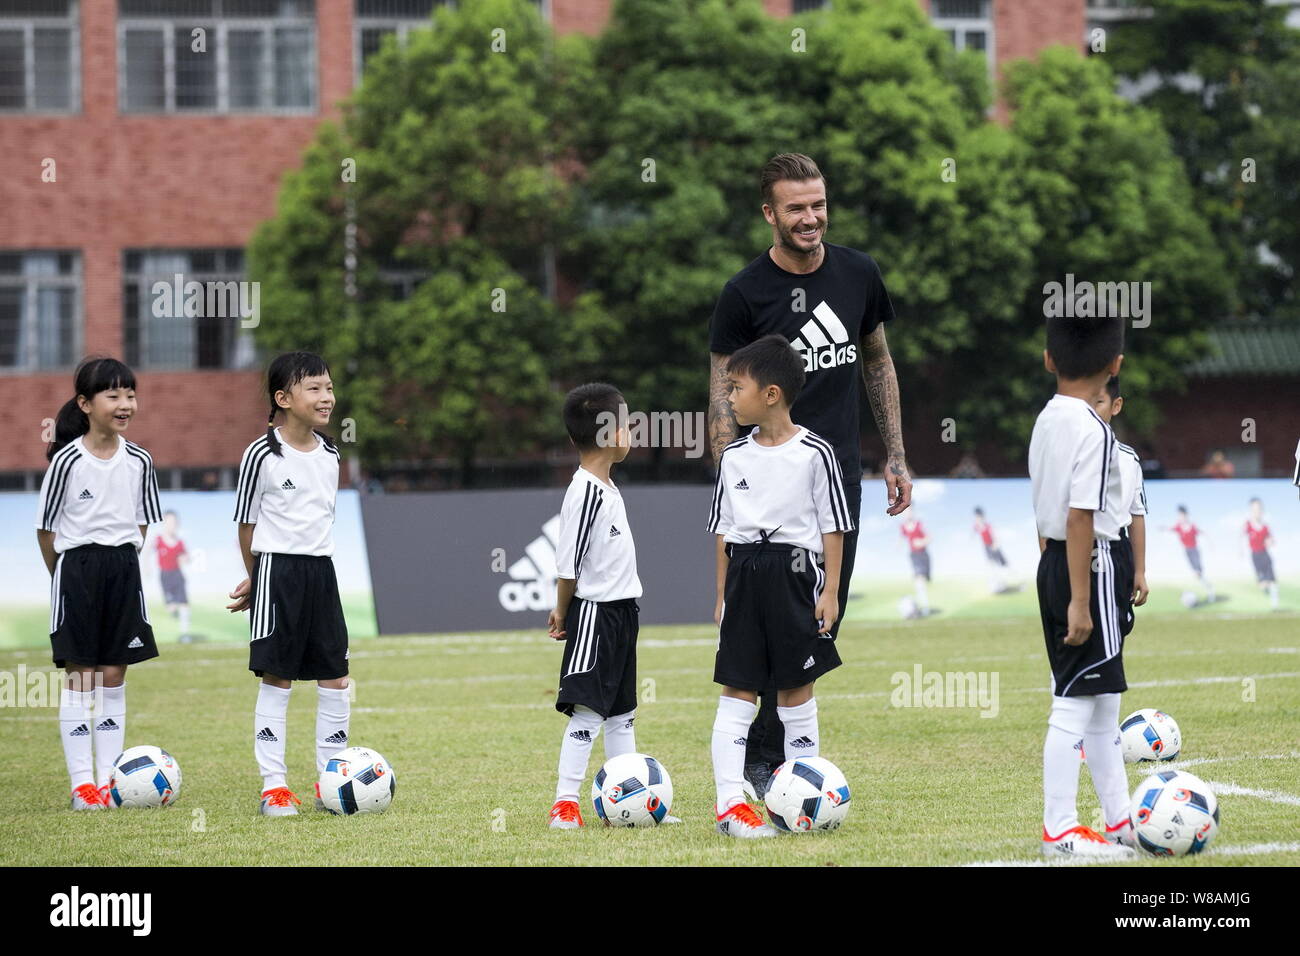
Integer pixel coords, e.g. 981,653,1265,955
707,153,912,797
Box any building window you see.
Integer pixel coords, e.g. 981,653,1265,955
792,1,828,12
932,0,994,72
0,251,80,371
123,249,257,370
354,0,447,79
118,0,316,113
0,0,80,113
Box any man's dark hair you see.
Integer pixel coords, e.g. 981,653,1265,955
760,153,825,209
563,382,625,451
1045,315,1124,380
1105,375,1121,401
726,334,805,408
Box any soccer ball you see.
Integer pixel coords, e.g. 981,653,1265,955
1181,590,1199,608
317,746,396,815
591,752,673,827
1130,770,1220,856
107,745,181,808
898,596,918,620
1120,708,1182,763
765,756,851,832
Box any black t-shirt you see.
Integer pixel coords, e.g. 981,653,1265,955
709,241,897,483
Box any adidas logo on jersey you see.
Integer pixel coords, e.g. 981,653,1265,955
803,655,815,670
324,730,348,744
569,729,593,743
78,489,93,500
734,479,749,490
789,736,815,749
790,302,858,371
256,727,278,742
609,525,620,537
69,723,90,737
281,478,296,490
127,636,143,648
95,718,118,732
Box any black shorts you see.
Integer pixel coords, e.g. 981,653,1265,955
248,553,349,681
716,542,842,692
985,545,1007,567
556,597,639,719
1252,551,1275,583
49,544,158,669
910,550,931,580
1037,538,1133,697
160,568,188,605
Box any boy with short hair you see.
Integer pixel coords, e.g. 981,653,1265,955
546,383,645,829
1029,317,1136,859
707,334,854,838
1091,376,1150,616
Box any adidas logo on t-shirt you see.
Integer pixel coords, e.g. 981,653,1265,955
78,489,93,500
256,727,278,742
734,479,749,490
802,655,815,670
324,730,348,744
127,636,143,648
569,729,592,743
281,478,296,490
69,723,90,737
95,718,118,732
790,302,858,371
609,525,620,537
789,736,815,749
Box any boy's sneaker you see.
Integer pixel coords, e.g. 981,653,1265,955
70,783,106,810
97,784,116,808
1105,819,1137,848
716,802,776,838
548,799,584,829
1042,825,1136,859
259,787,302,816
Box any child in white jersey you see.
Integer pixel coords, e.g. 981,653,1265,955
227,352,349,816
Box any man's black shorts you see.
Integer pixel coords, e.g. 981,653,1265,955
556,597,639,719
1037,537,1133,697
248,552,349,681
49,544,158,669
716,542,841,692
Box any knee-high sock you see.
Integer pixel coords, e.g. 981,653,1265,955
777,698,819,760
315,684,351,773
254,683,291,792
712,696,758,813
914,577,930,613
1084,692,1130,830
94,683,127,787
1043,695,1095,837
178,605,191,635
555,705,603,803
59,687,95,790
602,709,636,760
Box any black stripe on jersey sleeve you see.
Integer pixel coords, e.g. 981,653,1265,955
125,442,163,524
234,439,271,523
40,444,81,531
801,435,851,531
1084,407,1112,512
707,437,747,533
573,484,604,576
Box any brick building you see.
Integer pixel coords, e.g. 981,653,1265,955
12,1,1272,491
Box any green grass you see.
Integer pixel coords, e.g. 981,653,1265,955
1,611,1297,866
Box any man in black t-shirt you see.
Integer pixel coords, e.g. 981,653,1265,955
708,153,913,795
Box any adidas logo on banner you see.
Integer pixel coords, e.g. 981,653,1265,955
69,723,90,737
256,727,278,742
95,718,118,732
127,636,143,648
499,514,563,613
281,478,296,490
734,479,749,490
789,302,858,371
789,735,815,749
569,729,593,743
803,655,815,670
78,489,93,500
324,730,348,744
609,525,620,537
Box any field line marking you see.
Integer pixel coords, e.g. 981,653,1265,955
962,840,1300,867
1203,781,1300,806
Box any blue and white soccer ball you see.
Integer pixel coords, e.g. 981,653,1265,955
1130,770,1220,856
591,752,673,827
1120,708,1182,763
765,756,851,832
1180,590,1199,609
317,746,396,815
107,745,181,808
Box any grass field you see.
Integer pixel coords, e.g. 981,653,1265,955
1,610,1297,867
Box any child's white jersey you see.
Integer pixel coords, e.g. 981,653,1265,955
234,429,340,556
36,436,162,551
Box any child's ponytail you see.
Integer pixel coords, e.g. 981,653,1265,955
47,397,90,461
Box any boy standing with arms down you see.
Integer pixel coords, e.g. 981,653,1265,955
708,335,854,838
1029,316,1136,859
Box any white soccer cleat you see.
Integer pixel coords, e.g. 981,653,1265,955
97,784,116,809
70,783,106,811
1105,819,1137,848
1042,825,1136,859
259,787,301,817
548,799,584,829
716,802,777,838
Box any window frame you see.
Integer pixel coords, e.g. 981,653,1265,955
0,250,82,374
0,0,81,115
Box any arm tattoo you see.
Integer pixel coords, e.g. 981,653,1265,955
860,325,905,461
708,352,738,466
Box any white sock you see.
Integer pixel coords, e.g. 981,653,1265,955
915,578,930,613
777,698,819,760
178,605,191,634
555,705,602,803
254,683,291,792
315,684,351,773
59,687,95,790
712,696,757,813
1083,693,1129,830
94,683,127,787
1043,695,1094,837
602,709,636,760
1269,582,1279,607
